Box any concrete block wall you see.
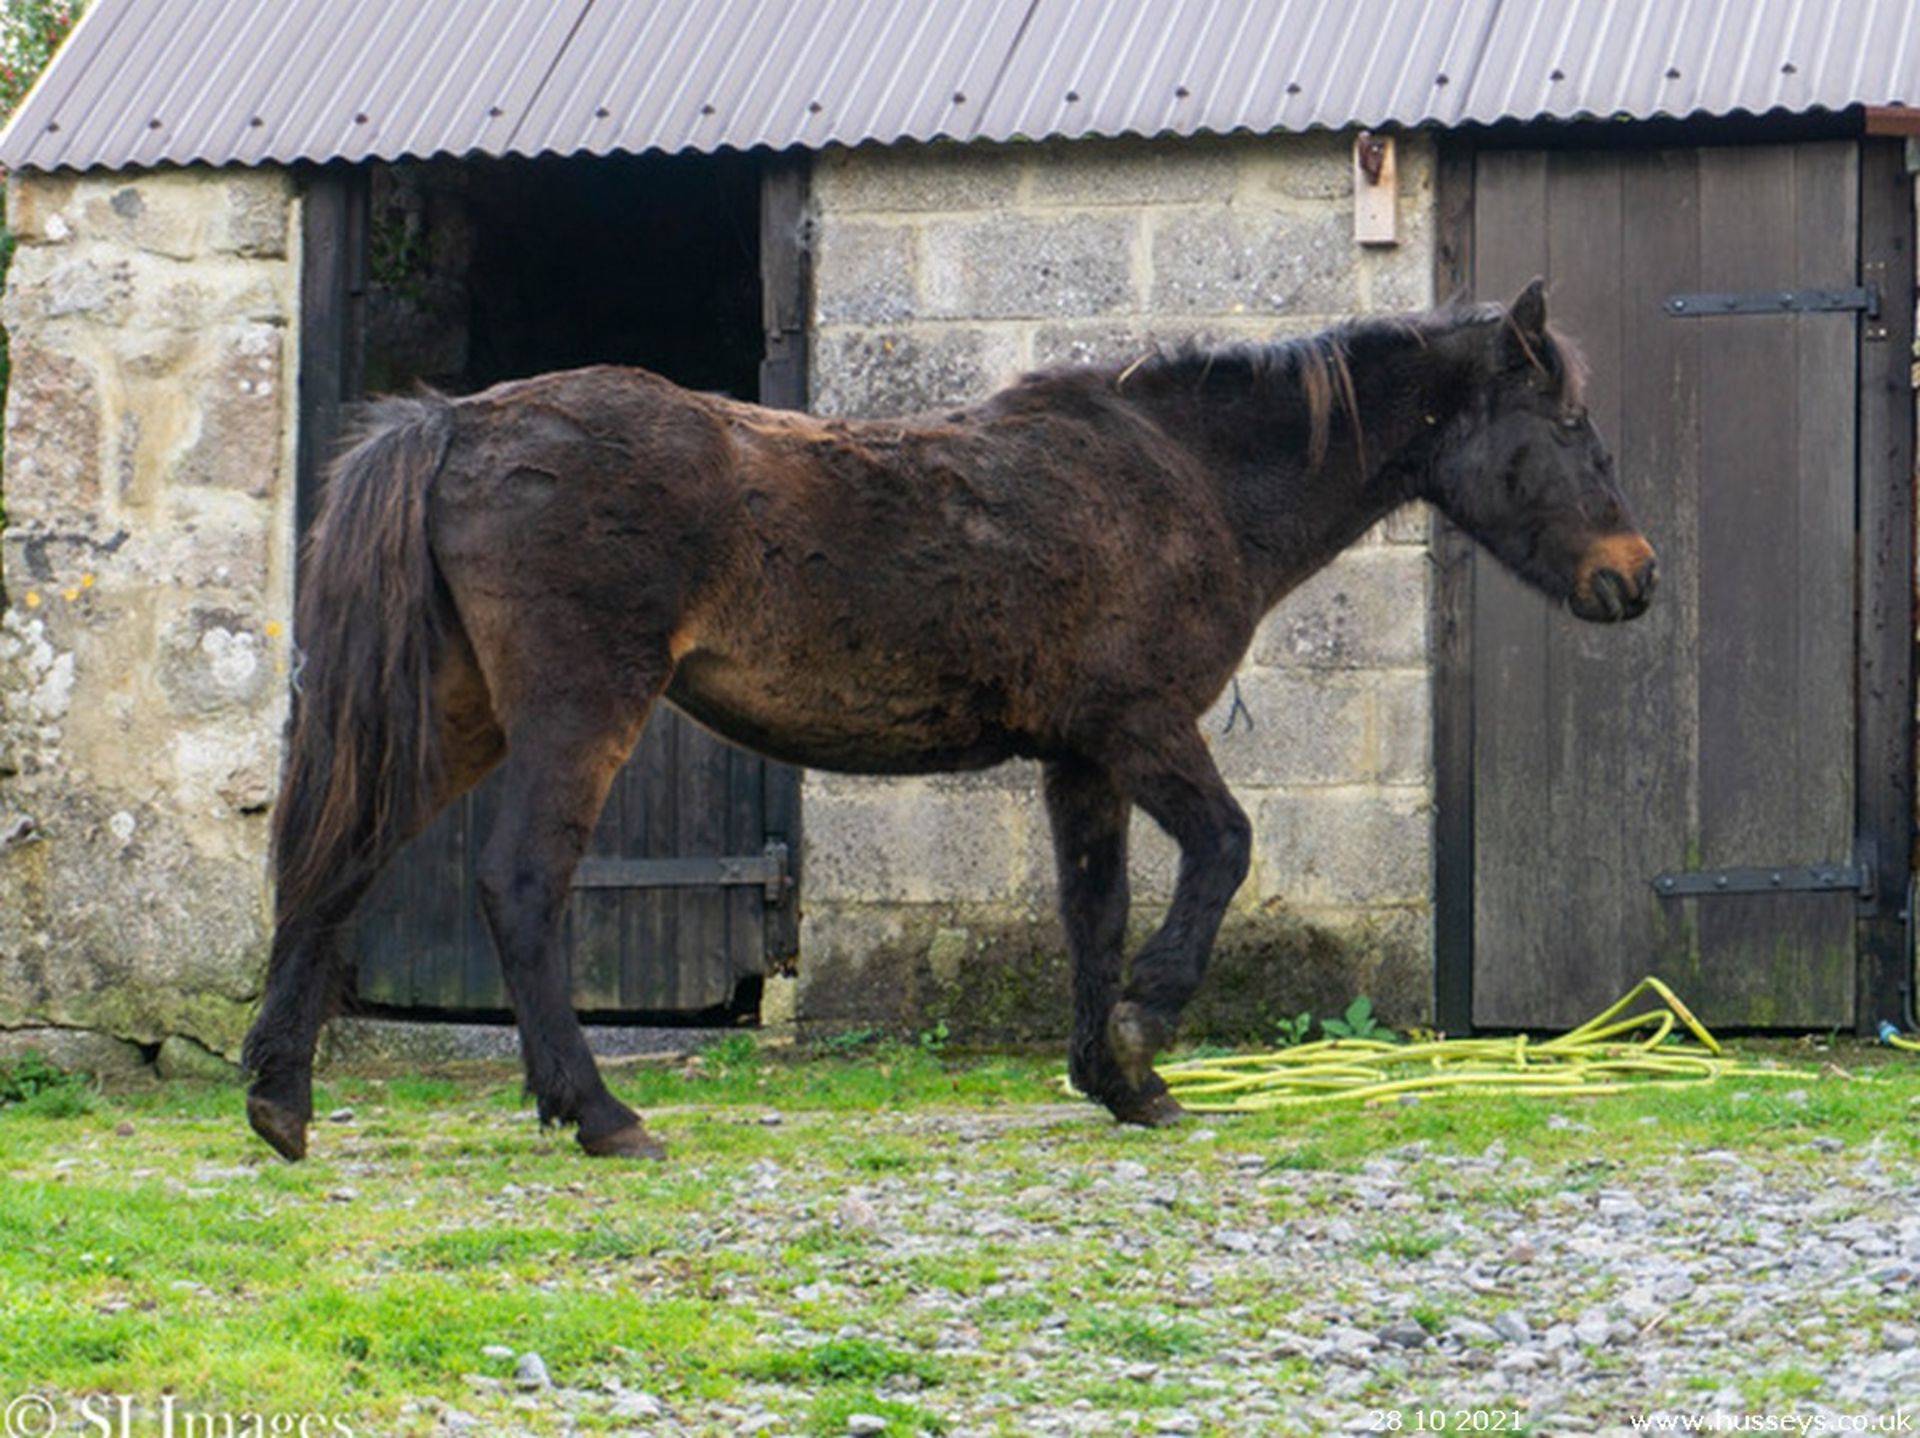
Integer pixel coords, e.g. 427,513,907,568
799,133,1440,1041
0,167,300,1061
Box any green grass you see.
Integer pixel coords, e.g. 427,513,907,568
0,1038,1914,1433
1360,1223,1449,1261
1066,1311,1209,1362
802,1390,948,1437
739,1336,940,1386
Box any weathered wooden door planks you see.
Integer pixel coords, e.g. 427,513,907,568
1465,141,1871,1029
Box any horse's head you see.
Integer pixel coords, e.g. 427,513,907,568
1424,280,1656,623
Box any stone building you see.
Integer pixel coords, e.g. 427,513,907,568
1,0,1916,1072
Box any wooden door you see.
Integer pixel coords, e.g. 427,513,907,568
1459,141,1879,1030
342,157,809,1020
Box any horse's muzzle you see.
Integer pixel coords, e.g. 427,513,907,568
1570,533,1657,623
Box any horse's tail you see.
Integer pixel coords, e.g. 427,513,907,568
270,394,458,933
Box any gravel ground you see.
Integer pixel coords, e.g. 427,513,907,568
409,1101,1920,1438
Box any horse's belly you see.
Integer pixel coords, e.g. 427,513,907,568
663,655,1026,775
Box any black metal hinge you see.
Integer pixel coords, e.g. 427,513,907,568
1664,286,1880,322
1651,855,1873,904
572,841,791,904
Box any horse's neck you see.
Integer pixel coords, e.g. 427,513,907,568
1126,360,1426,605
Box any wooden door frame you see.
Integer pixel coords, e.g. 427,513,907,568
1854,138,1915,1033
293,163,369,539
1431,131,1915,1036
755,149,811,966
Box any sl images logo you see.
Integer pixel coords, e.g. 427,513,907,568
3,1396,354,1438
3,1396,57,1438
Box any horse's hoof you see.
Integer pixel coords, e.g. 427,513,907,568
1107,1001,1168,1089
579,1123,667,1160
1113,1090,1188,1129
247,1094,309,1162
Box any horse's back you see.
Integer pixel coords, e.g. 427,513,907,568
426,364,1260,767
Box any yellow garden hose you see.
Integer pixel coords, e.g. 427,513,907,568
1878,1023,1920,1053
1146,976,1799,1113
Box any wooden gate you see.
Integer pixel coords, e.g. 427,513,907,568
297,158,811,1019
1436,138,1913,1032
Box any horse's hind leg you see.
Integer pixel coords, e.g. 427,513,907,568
246,640,504,1160
1043,757,1182,1126
475,687,663,1158
1103,723,1252,1109
246,917,354,1160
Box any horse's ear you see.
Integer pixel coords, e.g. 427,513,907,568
1510,277,1548,343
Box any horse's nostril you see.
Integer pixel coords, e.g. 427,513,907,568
1635,557,1658,599
1592,568,1629,621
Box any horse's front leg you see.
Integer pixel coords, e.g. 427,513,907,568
477,703,663,1159
1103,724,1252,1101
1042,756,1183,1127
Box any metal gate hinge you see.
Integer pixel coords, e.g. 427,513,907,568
1652,858,1873,903
1664,286,1880,321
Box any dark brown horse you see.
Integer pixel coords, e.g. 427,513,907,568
243,280,1655,1161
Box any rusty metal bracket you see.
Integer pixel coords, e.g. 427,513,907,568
1355,130,1388,183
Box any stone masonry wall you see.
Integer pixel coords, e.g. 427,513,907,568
0,167,299,1066
799,133,1438,1041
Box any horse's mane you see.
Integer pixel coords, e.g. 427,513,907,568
1099,310,1453,471
1018,301,1589,472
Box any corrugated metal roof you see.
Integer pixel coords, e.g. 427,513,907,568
511,0,1039,157
4,0,1918,173
1466,0,1920,125
974,0,1502,141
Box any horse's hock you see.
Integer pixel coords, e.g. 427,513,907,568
0,135,1437,1058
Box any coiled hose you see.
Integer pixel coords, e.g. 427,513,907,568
1150,976,1796,1112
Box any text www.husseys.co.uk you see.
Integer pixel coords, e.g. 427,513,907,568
1629,1411,1913,1435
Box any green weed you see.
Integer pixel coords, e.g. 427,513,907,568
1066,1311,1207,1361
741,1336,939,1386
1362,1224,1448,1261
1320,996,1397,1043
1272,1011,1316,1047
0,1050,93,1109
813,1027,883,1054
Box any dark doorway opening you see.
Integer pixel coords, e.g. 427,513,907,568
315,148,803,1027
362,148,765,398
462,151,764,395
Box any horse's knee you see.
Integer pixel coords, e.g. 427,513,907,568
1181,801,1251,903
1216,803,1253,888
